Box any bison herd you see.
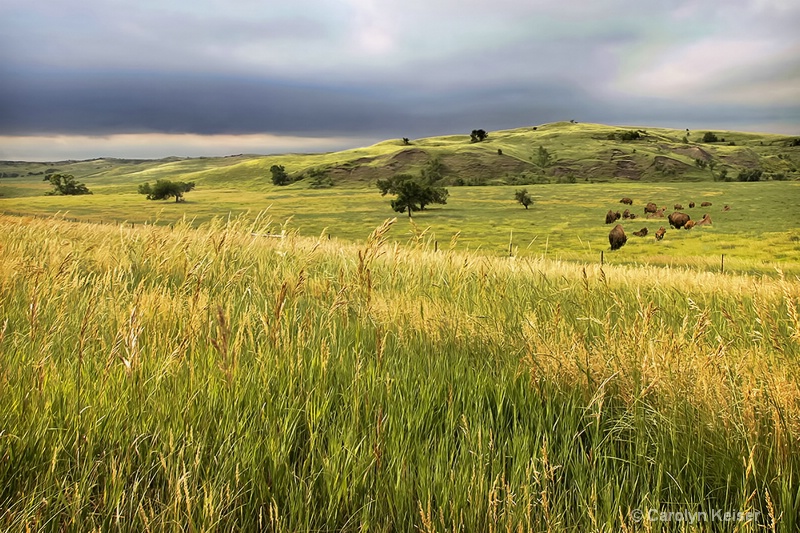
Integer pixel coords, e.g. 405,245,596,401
607,197,725,250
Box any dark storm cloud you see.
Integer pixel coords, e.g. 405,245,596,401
0,68,597,138
1,0,799,159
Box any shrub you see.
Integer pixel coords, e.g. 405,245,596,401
619,130,641,141
737,169,762,182
702,132,719,143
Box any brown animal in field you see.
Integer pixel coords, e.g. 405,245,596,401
689,202,695,208
628,213,637,219
723,205,730,211
622,208,632,219
644,202,658,214
668,211,691,229
605,210,621,224
647,207,666,219
684,220,695,230
701,201,712,207
674,203,683,210
655,226,666,240
632,227,648,237
695,213,712,226
609,224,627,250
620,197,633,205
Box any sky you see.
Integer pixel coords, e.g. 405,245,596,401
1,0,799,161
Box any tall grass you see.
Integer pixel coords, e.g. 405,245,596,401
0,213,798,531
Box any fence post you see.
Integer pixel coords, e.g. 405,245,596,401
601,251,604,265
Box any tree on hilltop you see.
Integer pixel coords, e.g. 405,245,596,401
138,180,195,202
470,129,488,143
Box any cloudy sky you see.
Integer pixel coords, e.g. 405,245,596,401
1,0,798,160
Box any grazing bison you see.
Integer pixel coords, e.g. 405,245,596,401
668,211,691,229
609,224,627,250
632,227,649,237
689,202,695,208
622,208,632,219
605,210,621,224
674,203,683,210
644,202,658,214
723,204,731,211
684,220,696,230
701,201,712,207
647,207,666,219
696,214,712,226
620,197,633,205
655,226,666,240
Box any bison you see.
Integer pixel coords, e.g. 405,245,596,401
622,208,631,219
632,227,649,237
644,202,658,214
605,210,621,224
609,224,627,250
668,211,691,229
696,214,712,226
655,226,666,241
620,197,633,205
684,220,696,230
647,207,666,219
674,203,683,210
689,202,695,208
701,201,712,207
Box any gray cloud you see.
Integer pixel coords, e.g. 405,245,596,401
1,0,798,159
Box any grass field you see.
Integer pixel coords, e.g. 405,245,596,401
2,178,799,274
1,213,798,531
2,123,799,530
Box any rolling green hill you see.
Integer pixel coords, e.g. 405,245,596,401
2,122,799,193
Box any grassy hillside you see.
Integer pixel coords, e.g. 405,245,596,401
2,122,798,275
2,123,799,192
1,214,798,531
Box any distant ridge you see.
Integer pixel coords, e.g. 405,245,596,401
1,122,798,186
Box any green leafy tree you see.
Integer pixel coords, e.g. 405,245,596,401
377,174,448,217
470,129,488,143
270,165,290,186
45,173,91,195
702,132,719,143
514,189,533,209
533,145,553,171
138,180,195,202
420,156,445,184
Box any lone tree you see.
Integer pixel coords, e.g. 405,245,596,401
533,145,554,170
514,189,533,209
470,129,488,143
270,165,290,185
46,173,91,195
702,132,719,143
377,173,448,217
138,180,195,202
